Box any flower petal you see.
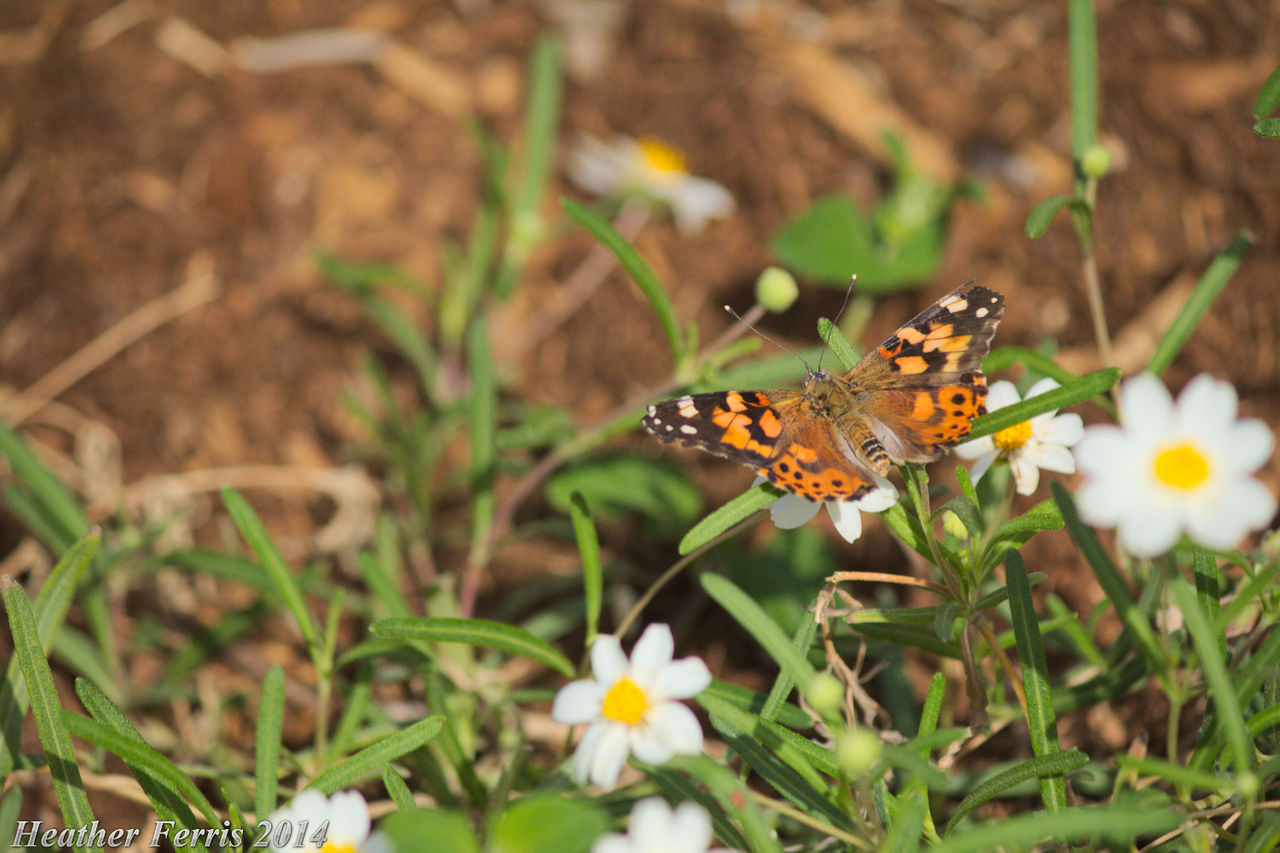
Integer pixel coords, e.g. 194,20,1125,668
630,799,676,849
591,834,635,853
1009,453,1041,495
858,482,899,511
966,451,997,486
652,657,712,700
985,380,1021,411
630,624,676,678
553,680,606,724
769,492,821,528
1036,444,1077,475
643,701,704,756
328,791,372,843
670,802,715,851
1045,412,1084,446
591,635,628,686
1119,373,1174,441
1117,500,1182,558
1225,418,1275,473
588,722,632,788
825,499,864,543
953,436,994,460
669,176,735,233
573,721,609,784
1026,377,1062,399
362,831,394,853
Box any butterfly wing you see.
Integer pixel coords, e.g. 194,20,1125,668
643,390,882,502
843,282,1005,462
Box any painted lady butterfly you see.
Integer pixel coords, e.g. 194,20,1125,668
642,282,1005,502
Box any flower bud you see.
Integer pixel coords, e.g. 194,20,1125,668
755,266,799,313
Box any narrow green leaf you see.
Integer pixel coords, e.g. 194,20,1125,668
65,709,220,828
306,715,444,793
1146,230,1251,375
0,422,89,548
678,482,777,555
1006,550,1066,813
700,574,816,689
568,493,602,644
879,502,934,563
945,750,1089,833
0,788,20,853
760,616,817,726
937,495,981,538
372,618,574,677
467,316,497,572
702,679,811,731
73,680,209,852
382,766,416,812
512,35,562,218
879,744,949,792
563,197,684,360
1255,118,1280,139
222,488,320,652
1114,756,1231,793
932,805,1180,853
666,755,782,853
1051,483,1166,671
817,317,859,371
1024,194,1074,238
955,465,978,510
255,664,285,820
968,369,1119,441
1169,577,1255,779
0,531,99,778
1253,63,1280,119
1068,0,1099,159
2,579,101,850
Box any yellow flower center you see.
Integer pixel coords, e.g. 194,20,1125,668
320,844,356,853
992,420,1033,452
601,676,649,725
638,137,688,175
1153,443,1210,490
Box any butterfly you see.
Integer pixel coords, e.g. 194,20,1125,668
642,282,1005,502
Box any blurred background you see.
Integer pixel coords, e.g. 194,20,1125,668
2,0,1280,823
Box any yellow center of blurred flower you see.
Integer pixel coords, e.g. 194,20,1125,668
601,676,649,725
320,844,356,853
993,420,1032,451
1153,443,1210,490
638,137,688,175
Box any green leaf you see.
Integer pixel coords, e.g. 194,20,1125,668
700,574,816,690
467,316,498,570
566,492,604,645
372,618,574,677
511,36,562,220
381,809,481,853
1114,756,1231,793
1255,118,1280,139
945,750,1090,833
563,198,684,360
678,481,777,555
666,756,781,853
254,665,285,820
1068,0,1099,160
936,494,981,538
1169,578,1255,779
967,369,1119,441
701,679,811,731
2,579,101,850
1146,230,1251,374
761,616,818,726
306,715,444,793
772,196,867,285
489,795,609,853
0,423,89,549
382,766,416,812
547,455,703,541
1024,194,1074,238
817,317,860,372
931,805,1180,852
0,788,20,853
222,488,320,653
1253,63,1280,119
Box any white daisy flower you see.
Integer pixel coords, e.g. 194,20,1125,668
753,475,898,543
568,134,735,233
552,623,711,789
591,798,739,853
268,790,391,853
954,377,1084,496
1073,372,1276,557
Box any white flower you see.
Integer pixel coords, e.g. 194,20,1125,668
268,790,391,853
954,378,1084,495
754,475,898,543
552,623,711,789
568,135,735,233
591,798,739,853
1073,372,1276,557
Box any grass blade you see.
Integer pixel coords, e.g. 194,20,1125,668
0,423,89,548
2,578,101,851
967,369,1119,441
568,492,603,645
1006,550,1066,813
372,617,574,677
932,804,1180,853
700,574,816,691
222,488,320,653
306,715,443,793
678,481,777,555
946,750,1088,834
1146,230,1251,375
1114,755,1231,793
563,197,684,361
255,664,285,820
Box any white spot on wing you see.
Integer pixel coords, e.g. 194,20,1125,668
680,424,698,435
975,307,989,318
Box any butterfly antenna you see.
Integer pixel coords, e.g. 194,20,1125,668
723,304,813,374
816,274,858,372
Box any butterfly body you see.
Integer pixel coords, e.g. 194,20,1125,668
642,282,1005,502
